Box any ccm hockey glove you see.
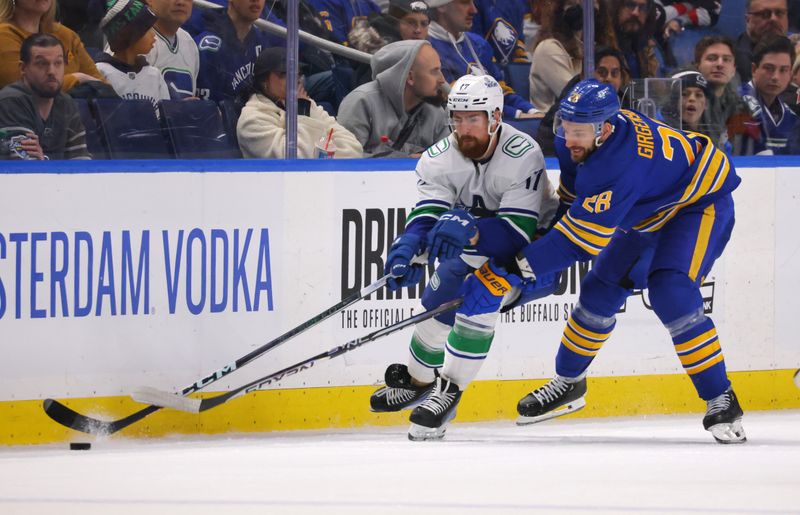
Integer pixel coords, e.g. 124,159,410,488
385,233,425,290
459,261,522,317
426,209,478,265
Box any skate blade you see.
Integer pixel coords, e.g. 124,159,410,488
408,422,447,441
516,397,586,426
708,419,747,444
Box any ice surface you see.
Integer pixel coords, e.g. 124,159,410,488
1,411,798,515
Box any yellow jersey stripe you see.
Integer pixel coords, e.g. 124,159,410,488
565,212,616,236
554,223,604,255
688,204,716,281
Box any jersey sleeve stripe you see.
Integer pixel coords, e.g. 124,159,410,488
498,207,540,218
558,184,577,202
634,142,728,233
554,222,605,255
406,204,448,223
499,214,537,242
564,212,615,236
416,199,451,208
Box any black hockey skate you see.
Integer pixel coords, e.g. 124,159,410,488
516,375,587,425
703,387,746,444
408,376,462,441
370,364,434,412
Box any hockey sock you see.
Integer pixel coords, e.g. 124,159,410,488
648,270,730,400
555,304,616,378
441,313,496,388
671,317,730,400
407,316,449,384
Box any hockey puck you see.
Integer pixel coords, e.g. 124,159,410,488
69,442,91,450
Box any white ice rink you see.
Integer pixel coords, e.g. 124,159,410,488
1,411,798,515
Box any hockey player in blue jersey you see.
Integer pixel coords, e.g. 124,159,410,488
463,78,747,443
369,73,560,441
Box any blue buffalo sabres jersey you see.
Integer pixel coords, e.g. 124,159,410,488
525,109,741,276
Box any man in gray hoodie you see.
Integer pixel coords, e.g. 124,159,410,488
338,40,450,157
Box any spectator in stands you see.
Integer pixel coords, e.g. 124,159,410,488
664,70,710,135
535,45,629,155
0,0,104,90
609,0,663,78
147,0,199,99
736,0,789,83
348,0,432,87
471,0,528,66
426,0,538,119
528,0,583,113
95,0,170,112
237,47,362,158
0,34,89,159
657,0,721,39
195,0,283,102
338,40,449,157
735,35,799,154
308,0,381,45
693,35,747,150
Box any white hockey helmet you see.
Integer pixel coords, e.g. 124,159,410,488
447,73,504,135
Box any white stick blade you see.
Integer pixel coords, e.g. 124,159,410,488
131,386,202,413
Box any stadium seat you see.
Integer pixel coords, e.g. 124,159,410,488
73,98,107,160
506,118,542,139
92,98,171,159
218,98,242,150
504,62,532,102
667,27,715,70
159,100,241,159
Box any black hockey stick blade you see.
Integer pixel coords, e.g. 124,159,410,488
139,299,463,414
41,265,421,435
42,398,162,436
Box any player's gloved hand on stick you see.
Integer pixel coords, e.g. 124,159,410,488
426,209,478,265
385,233,425,291
501,270,560,312
458,260,522,317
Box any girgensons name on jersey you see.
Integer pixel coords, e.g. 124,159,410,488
0,228,274,320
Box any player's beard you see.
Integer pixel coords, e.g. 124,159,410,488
456,133,491,160
568,143,595,163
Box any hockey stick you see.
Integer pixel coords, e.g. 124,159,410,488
42,266,418,435
135,299,463,413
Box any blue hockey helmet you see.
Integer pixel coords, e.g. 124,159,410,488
557,79,620,135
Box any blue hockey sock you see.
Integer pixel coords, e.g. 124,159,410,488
672,317,730,400
555,306,616,378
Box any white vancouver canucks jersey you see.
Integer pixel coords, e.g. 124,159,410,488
147,28,200,99
408,123,558,247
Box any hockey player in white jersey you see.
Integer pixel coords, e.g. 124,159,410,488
370,73,560,441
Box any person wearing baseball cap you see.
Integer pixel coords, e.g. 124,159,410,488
237,47,362,159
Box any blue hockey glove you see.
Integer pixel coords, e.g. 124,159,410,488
458,260,522,317
500,270,560,312
385,233,425,291
426,209,478,265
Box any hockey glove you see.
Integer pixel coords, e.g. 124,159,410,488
458,260,522,317
426,209,478,265
500,270,560,312
385,233,425,291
